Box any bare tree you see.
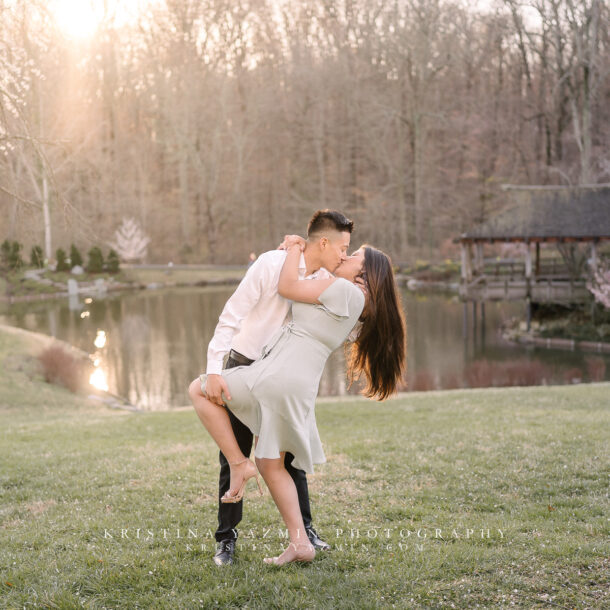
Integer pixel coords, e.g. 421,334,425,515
2,0,608,263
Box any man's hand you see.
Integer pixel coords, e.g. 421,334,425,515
278,234,306,251
204,374,232,405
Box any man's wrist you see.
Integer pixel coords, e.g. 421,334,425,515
206,363,223,376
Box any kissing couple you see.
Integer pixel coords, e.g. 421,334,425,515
189,209,406,566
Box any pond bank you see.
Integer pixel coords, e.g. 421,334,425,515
0,265,246,303
501,303,610,353
3,263,464,303
0,324,139,411
503,332,610,354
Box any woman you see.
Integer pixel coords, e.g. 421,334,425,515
189,238,406,565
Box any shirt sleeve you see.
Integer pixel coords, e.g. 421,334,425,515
205,254,276,374
317,279,352,318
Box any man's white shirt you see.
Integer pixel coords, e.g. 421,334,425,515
205,250,331,375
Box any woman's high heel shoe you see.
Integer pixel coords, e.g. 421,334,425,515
221,458,263,504
263,542,316,566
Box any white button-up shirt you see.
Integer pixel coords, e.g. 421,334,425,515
205,250,330,375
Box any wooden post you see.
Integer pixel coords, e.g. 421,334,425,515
460,242,466,280
524,242,532,305
475,243,483,275
461,242,473,283
589,241,598,322
590,241,598,273
462,301,468,339
524,242,532,279
472,301,478,345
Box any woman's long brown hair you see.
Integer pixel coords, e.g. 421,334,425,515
347,246,406,400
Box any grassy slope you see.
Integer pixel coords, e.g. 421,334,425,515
0,327,608,608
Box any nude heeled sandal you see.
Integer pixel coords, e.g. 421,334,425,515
221,458,263,504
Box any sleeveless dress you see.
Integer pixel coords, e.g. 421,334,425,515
199,278,365,474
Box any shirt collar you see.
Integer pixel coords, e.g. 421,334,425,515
299,253,318,279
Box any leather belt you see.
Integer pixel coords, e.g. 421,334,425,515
228,349,254,366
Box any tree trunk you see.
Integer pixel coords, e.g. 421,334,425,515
42,168,52,261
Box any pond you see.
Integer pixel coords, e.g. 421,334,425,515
2,286,608,409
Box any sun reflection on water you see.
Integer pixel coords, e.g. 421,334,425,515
94,330,107,348
90,329,109,390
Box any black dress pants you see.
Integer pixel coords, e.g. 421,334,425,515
215,352,313,543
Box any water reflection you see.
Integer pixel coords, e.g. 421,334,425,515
1,286,609,410
90,367,109,391
94,330,106,348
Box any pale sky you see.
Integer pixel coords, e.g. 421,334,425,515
50,0,158,38
49,0,542,40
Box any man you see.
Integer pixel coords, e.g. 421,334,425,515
202,209,354,565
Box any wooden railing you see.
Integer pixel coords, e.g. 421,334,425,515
476,259,573,280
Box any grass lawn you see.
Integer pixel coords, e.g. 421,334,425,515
1,271,62,297
0,327,608,608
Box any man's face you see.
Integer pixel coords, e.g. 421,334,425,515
320,231,351,273
335,246,365,280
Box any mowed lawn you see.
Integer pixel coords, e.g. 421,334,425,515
0,328,608,608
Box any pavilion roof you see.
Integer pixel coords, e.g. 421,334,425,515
458,185,610,242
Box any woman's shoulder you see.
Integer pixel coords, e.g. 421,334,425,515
335,277,365,301
323,277,354,295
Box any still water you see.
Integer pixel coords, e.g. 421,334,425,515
2,286,609,409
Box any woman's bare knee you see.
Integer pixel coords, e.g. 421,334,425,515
256,456,284,476
255,456,266,473
188,378,203,402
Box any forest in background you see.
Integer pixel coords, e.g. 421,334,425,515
1,0,608,264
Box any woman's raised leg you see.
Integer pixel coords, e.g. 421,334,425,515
256,452,315,566
188,378,258,501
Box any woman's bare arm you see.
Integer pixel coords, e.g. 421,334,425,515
278,244,336,304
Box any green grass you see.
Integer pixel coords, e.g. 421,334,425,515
0,328,608,608
1,270,62,297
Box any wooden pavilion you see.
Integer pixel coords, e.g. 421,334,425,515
456,184,610,307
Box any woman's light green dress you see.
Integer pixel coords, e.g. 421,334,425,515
200,278,365,474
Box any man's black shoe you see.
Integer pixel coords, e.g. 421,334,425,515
213,540,236,566
306,527,330,551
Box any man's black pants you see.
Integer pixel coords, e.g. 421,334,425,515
215,352,313,543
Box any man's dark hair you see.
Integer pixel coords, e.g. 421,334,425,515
307,209,354,238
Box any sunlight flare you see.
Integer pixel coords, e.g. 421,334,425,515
50,0,151,39
51,0,103,39
89,366,109,391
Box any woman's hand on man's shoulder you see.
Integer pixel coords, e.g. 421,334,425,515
277,234,306,251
